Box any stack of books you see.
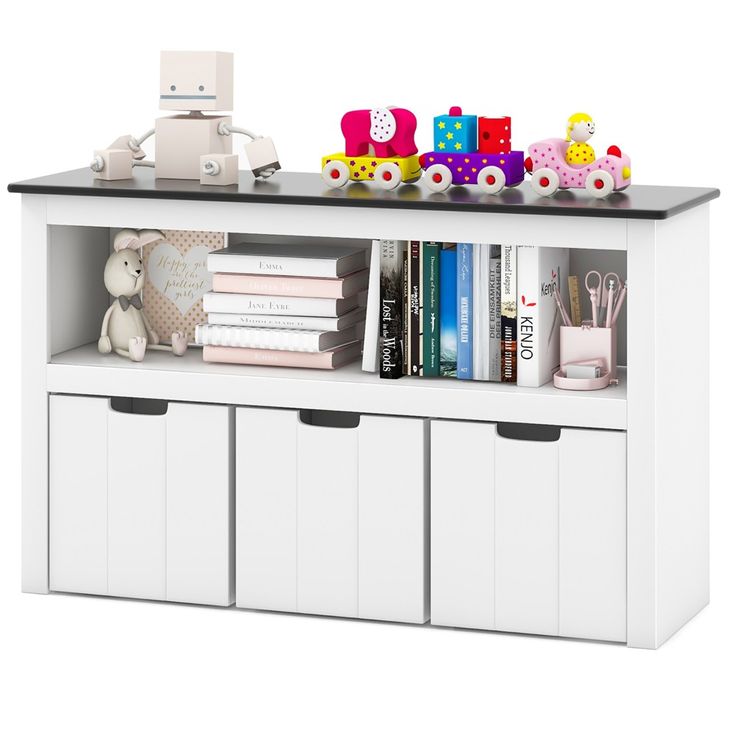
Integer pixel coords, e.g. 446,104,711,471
198,242,368,369
364,240,570,387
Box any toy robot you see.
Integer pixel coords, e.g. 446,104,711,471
90,51,280,186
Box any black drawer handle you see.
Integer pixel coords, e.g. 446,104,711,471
299,409,360,428
110,397,169,416
496,422,561,442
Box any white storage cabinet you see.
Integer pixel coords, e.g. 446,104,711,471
236,407,429,623
49,394,234,606
12,169,717,647
431,420,626,641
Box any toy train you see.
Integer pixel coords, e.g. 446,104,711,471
321,107,631,199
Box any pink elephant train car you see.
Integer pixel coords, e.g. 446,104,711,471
321,107,422,190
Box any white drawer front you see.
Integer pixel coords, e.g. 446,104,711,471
431,420,626,642
236,408,428,623
49,395,233,605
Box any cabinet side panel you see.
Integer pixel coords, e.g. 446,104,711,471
654,208,710,643
430,420,494,629
236,407,297,611
358,416,428,623
494,435,559,636
49,395,108,595
167,403,232,606
107,408,167,600
297,422,359,617
22,196,49,593
559,429,626,642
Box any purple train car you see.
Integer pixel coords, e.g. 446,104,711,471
419,107,525,193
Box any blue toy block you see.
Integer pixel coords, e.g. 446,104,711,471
433,106,477,154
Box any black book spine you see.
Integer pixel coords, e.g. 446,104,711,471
410,240,421,376
379,240,404,379
402,248,409,375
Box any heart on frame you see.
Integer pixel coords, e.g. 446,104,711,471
146,242,213,315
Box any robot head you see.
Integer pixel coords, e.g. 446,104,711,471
159,51,233,112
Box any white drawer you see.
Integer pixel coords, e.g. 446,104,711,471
49,395,234,606
431,421,626,642
236,408,429,623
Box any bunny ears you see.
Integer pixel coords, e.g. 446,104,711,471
114,228,165,252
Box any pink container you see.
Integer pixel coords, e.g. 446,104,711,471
553,325,617,391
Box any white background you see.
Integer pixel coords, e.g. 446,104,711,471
1,1,734,733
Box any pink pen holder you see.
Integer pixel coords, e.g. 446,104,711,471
553,324,617,391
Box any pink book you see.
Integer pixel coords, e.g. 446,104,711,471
212,269,369,299
202,340,363,370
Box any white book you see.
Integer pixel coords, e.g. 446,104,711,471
516,246,570,387
472,244,491,381
195,323,363,353
361,240,381,372
207,308,366,332
203,292,359,317
207,243,367,278
489,254,502,381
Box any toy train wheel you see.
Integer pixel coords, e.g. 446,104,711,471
530,167,560,197
424,164,452,193
477,165,506,195
374,162,402,190
585,170,615,198
322,160,350,188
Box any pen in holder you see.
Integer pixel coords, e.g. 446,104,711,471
553,323,617,390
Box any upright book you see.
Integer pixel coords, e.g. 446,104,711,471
422,241,441,377
361,240,382,372
516,246,570,387
439,244,457,377
379,240,406,379
472,244,491,381
489,251,502,381
208,243,367,278
501,244,517,383
409,240,422,376
457,243,473,380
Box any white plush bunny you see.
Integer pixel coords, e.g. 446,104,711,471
98,229,188,362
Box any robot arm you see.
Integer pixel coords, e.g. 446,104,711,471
215,121,281,180
90,128,156,179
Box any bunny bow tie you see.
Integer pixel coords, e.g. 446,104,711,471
119,294,143,311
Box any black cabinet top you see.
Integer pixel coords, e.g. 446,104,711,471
8,168,719,220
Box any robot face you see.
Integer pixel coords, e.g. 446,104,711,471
570,120,595,142
159,51,233,112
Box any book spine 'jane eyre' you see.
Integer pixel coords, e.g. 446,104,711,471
379,240,406,379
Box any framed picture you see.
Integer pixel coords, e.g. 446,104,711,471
141,229,226,344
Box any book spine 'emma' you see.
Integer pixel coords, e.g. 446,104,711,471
379,240,405,379
457,243,473,379
439,245,457,377
501,244,517,383
422,242,440,376
409,240,421,376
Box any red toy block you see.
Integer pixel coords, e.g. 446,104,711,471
478,116,511,155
